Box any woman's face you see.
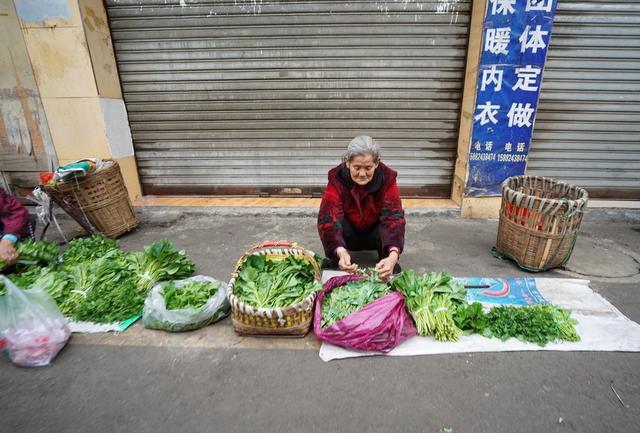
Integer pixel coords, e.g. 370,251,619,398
346,153,378,186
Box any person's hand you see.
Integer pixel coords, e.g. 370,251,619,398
375,251,399,280
336,247,358,274
0,238,19,266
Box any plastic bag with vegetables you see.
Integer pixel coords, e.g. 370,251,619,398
142,275,229,332
0,276,70,367
314,273,416,353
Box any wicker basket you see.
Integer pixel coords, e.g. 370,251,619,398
496,175,588,272
227,241,321,336
43,160,138,238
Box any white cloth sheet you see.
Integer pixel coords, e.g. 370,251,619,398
319,273,640,362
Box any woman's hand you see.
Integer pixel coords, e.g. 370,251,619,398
0,238,19,266
336,247,358,273
375,251,399,280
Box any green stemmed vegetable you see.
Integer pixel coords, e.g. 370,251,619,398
391,270,466,340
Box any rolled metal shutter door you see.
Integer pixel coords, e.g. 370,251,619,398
104,0,471,197
528,0,640,199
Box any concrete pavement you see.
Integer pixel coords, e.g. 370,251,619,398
1,211,639,433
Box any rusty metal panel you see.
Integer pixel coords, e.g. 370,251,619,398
104,0,471,197
0,0,56,191
528,0,640,199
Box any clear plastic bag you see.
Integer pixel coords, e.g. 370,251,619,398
0,276,71,367
142,275,229,332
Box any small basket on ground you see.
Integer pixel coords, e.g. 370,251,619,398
43,160,138,238
496,175,588,272
227,241,321,336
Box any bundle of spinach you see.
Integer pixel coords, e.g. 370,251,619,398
129,239,196,292
391,270,466,341
454,302,580,346
321,272,390,328
233,254,320,309
162,279,221,310
0,240,60,272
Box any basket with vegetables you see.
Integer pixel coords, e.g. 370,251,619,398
313,271,416,353
227,241,322,336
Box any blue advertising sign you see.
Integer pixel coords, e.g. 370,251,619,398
466,0,557,196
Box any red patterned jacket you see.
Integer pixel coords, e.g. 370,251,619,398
317,162,405,257
0,187,29,238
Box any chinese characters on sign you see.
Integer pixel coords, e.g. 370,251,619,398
466,0,557,196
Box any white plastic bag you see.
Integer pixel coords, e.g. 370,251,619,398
0,276,71,367
142,275,229,332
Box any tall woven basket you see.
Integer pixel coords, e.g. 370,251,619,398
496,176,588,272
227,241,321,336
43,160,138,238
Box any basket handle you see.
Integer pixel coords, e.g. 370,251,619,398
255,240,297,249
232,240,321,280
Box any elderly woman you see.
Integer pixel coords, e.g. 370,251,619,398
317,136,405,279
0,187,29,268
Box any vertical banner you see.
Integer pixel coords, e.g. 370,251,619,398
466,0,557,196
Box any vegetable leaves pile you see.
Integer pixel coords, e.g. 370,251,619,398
321,272,390,328
162,279,221,310
62,234,118,266
454,302,580,346
1,236,196,323
233,254,320,309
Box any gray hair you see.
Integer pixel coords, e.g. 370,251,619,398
344,135,381,163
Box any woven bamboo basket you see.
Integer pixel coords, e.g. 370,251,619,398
496,175,588,272
43,160,138,238
227,241,321,336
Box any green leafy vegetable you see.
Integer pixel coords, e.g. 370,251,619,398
129,239,195,293
233,254,320,309
17,240,60,266
321,272,390,328
391,270,466,341
162,279,221,310
62,234,118,266
68,241,195,323
453,302,489,335
70,250,141,322
454,302,580,346
0,240,60,272
2,237,196,323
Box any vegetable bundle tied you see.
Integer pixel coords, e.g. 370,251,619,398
321,272,390,328
234,254,320,309
391,270,466,341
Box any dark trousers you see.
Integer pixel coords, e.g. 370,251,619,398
323,219,385,266
322,220,402,272
342,219,384,258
